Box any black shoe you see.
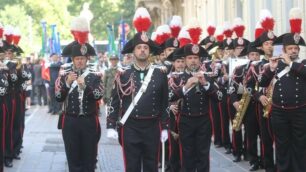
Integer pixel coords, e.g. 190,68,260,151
48,110,53,113
225,147,232,154
243,153,250,161
233,155,241,162
215,144,223,148
266,168,276,172
249,163,260,171
4,159,13,167
13,154,21,160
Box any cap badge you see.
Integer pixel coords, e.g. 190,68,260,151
238,38,244,45
294,33,300,45
141,32,149,42
209,36,215,42
173,39,179,47
192,45,200,54
80,44,87,56
267,31,275,39
226,38,232,45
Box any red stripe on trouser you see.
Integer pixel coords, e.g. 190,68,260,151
218,102,225,142
177,115,183,167
158,123,161,170
2,104,6,153
267,116,273,141
227,96,237,152
208,100,214,138
168,130,172,159
95,116,99,132
61,114,66,129
121,127,127,172
20,94,25,137
10,99,16,151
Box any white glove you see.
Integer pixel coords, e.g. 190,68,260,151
44,83,49,88
107,128,118,139
160,129,168,143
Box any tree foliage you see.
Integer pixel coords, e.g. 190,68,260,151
0,0,135,54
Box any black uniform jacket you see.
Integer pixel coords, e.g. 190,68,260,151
169,70,218,117
55,67,103,116
107,64,169,129
259,59,306,109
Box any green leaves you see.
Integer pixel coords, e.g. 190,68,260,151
0,0,135,54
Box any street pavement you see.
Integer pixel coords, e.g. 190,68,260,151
4,105,264,172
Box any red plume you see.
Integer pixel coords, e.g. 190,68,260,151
155,33,171,45
261,17,274,31
170,26,181,38
207,26,216,36
233,25,245,38
13,35,21,45
290,19,302,34
5,34,13,44
255,28,265,39
169,16,182,38
133,7,152,33
133,17,151,33
216,35,224,43
179,38,191,48
75,31,89,44
289,8,302,34
223,29,233,38
187,27,202,44
71,31,77,41
0,28,3,38
260,9,275,31
178,27,191,47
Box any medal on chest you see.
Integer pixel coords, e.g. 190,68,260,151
140,72,144,82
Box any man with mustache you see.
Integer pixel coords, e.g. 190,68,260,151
259,8,306,172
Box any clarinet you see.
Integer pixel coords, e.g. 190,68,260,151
77,70,85,116
191,66,202,95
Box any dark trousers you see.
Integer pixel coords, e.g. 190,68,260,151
0,101,6,172
220,90,231,149
12,91,26,156
271,107,306,172
121,118,160,172
210,99,222,146
227,96,243,156
34,85,47,105
169,133,181,172
5,93,16,160
179,115,212,172
168,111,181,172
258,104,275,170
49,86,62,113
62,115,101,172
244,102,261,164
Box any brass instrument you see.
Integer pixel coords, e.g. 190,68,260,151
232,87,252,131
263,84,273,118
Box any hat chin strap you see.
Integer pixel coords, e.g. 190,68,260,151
291,54,299,61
